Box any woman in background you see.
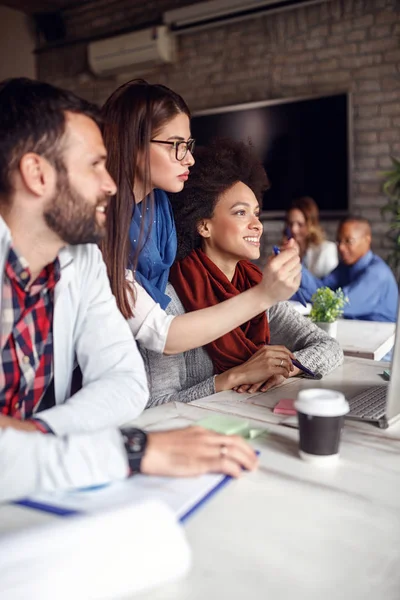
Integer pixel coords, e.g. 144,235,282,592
285,196,338,278
99,80,301,357
140,140,343,407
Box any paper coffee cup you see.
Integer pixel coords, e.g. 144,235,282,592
294,389,349,464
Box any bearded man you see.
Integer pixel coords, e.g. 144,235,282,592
0,79,257,501
0,77,150,437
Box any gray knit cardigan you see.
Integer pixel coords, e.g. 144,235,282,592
140,283,344,408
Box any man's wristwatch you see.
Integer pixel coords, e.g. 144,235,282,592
120,427,148,474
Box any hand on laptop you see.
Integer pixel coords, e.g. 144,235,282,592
141,426,258,478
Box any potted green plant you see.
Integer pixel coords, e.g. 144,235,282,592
381,156,400,284
309,287,348,338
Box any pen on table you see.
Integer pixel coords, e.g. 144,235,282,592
272,245,308,308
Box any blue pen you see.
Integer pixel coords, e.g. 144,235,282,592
273,244,308,309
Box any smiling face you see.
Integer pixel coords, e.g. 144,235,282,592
43,112,117,245
136,113,195,199
199,181,263,277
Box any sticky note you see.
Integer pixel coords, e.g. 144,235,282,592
196,415,251,435
273,398,296,416
196,415,267,439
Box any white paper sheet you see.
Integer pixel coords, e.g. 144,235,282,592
0,500,191,600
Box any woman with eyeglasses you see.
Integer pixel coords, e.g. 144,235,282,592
100,80,302,357
139,139,343,407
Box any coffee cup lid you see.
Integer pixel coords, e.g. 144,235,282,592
294,389,350,417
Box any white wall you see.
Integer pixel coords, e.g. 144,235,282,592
0,6,36,80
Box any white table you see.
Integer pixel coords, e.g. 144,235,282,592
288,303,395,360
1,357,400,600
136,409,400,600
336,319,395,360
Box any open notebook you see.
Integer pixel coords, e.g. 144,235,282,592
15,470,231,523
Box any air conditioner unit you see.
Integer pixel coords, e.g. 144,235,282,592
164,0,331,34
88,26,176,77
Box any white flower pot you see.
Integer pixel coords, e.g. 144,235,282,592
315,320,338,338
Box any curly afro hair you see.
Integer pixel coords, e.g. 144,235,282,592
170,138,270,261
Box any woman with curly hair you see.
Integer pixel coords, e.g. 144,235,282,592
140,139,343,407
284,196,338,278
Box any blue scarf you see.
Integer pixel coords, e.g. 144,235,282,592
129,189,177,308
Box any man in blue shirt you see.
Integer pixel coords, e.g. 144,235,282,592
293,216,398,322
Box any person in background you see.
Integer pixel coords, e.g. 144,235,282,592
285,196,338,278
100,80,302,358
0,78,257,501
294,216,398,322
139,139,343,407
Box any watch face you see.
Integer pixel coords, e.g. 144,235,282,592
122,428,147,454
121,428,148,474
128,436,144,453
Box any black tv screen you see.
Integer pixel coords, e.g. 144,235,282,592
190,93,351,215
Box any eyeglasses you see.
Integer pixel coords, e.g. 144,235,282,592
336,237,363,247
150,138,195,161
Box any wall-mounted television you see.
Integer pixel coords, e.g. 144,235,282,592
190,92,352,216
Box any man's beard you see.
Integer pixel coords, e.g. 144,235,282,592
44,162,108,246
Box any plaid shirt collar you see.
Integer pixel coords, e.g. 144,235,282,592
5,246,61,296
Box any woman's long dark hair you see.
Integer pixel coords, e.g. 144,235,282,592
100,79,190,319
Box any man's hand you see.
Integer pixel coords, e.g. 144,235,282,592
0,415,38,432
260,239,301,304
140,426,258,479
215,345,294,393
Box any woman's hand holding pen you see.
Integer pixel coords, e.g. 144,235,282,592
260,239,301,304
273,239,308,308
281,237,301,256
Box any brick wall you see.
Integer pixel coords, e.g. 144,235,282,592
37,0,400,263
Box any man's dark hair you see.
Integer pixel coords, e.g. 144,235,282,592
0,77,101,197
338,215,371,231
170,138,269,260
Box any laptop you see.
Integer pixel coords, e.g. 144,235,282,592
345,304,400,429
